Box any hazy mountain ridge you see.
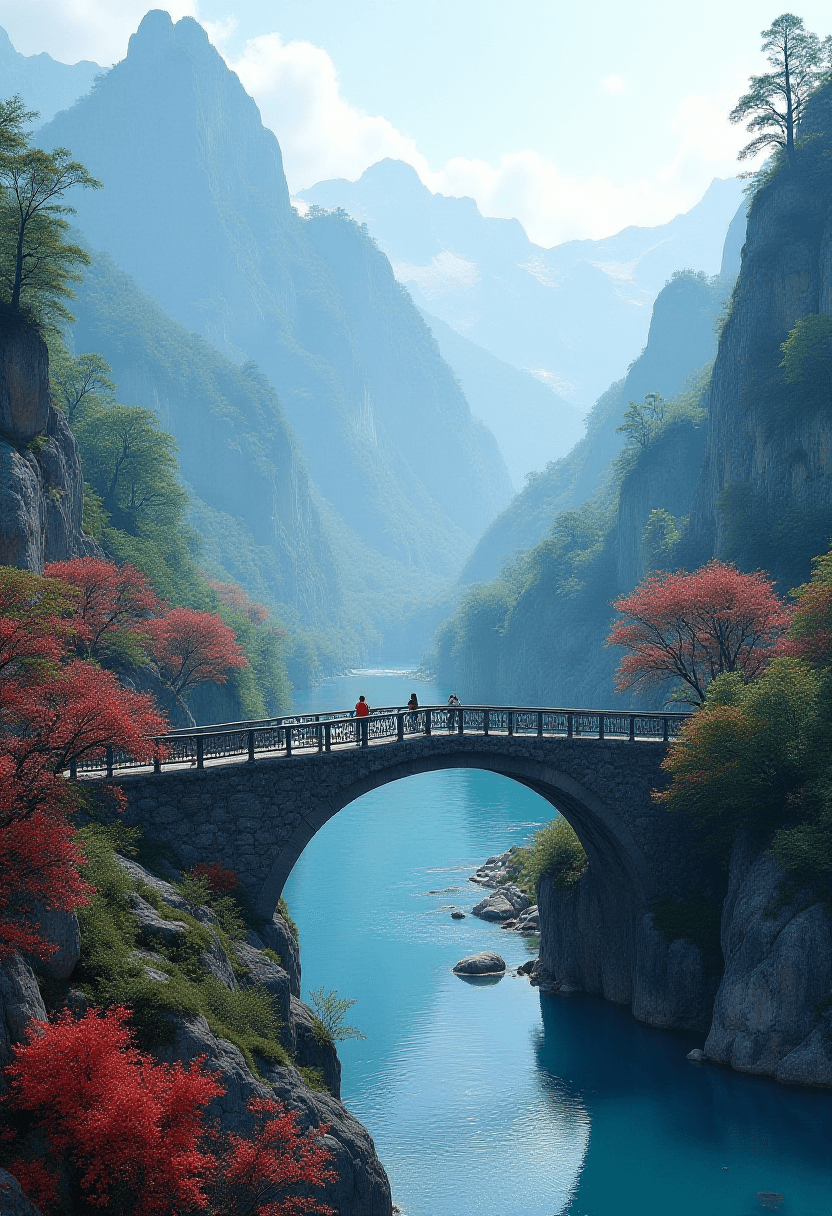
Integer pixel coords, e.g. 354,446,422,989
458,268,731,587
0,24,100,125
300,158,745,411
416,308,585,488
39,12,511,603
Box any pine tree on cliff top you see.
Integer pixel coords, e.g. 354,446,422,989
730,13,832,172
0,94,100,326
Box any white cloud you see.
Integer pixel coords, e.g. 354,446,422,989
226,32,428,190
226,29,752,245
202,15,237,51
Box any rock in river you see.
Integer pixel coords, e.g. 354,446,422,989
453,951,506,976
472,884,529,922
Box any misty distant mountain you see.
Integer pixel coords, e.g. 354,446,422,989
300,160,745,409
0,25,100,124
40,12,511,590
418,309,585,489
459,266,732,587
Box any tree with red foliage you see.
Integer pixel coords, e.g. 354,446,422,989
192,861,239,894
44,557,159,667
147,607,247,699
5,1006,221,1214
0,567,78,680
0,568,167,960
214,1097,336,1216
0,807,89,961
607,560,792,704
203,575,271,625
5,1008,336,1216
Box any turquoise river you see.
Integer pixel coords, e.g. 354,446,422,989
285,670,832,1216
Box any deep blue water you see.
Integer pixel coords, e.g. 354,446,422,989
285,671,832,1216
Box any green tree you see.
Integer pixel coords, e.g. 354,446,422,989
616,393,667,451
513,817,588,897
73,400,187,529
0,96,101,323
729,14,830,171
0,95,32,157
50,348,116,423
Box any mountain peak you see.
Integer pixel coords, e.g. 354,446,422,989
129,10,213,59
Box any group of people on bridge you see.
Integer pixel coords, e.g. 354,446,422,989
353,691,462,744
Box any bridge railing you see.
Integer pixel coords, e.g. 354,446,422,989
71,706,690,779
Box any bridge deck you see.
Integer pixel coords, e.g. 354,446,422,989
75,705,687,781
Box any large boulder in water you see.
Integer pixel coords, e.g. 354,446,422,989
472,884,529,921
453,951,506,976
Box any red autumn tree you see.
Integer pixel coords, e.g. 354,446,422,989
607,560,792,704
202,575,271,624
192,861,239,894
0,566,78,680
0,568,167,960
5,1006,221,1214
214,1097,336,1216
6,1008,336,1216
1,660,167,821
44,557,158,667
0,806,90,961
147,607,247,698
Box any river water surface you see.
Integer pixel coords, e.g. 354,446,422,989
285,671,832,1216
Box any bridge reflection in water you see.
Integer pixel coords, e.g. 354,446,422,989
75,704,688,779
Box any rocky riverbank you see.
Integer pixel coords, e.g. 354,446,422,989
469,849,540,934
0,856,393,1215
533,830,832,1087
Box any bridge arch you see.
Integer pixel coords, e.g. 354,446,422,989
257,751,653,919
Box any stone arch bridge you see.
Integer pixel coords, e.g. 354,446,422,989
89,705,698,922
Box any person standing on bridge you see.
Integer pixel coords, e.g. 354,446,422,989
447,691,460,732
355,694,370,746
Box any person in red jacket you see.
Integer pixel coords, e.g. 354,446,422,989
355,694,370,746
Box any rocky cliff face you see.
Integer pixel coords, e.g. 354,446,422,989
703,832,832,1086
536,869,719,1034
689,80,832,587
538,829,832,1086
0,314,97,571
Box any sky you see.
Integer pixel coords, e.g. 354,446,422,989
1,0,831,245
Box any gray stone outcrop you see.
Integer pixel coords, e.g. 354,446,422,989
113,857,383,1203
0,1168,45,1216
290,995,342,1099
536,866,718,1031
472,884,529,921
154,1016,390,1215
0,314,99,571
0,954,47,1093
247,911,301,996
704,834,832,1084
25,906,80,980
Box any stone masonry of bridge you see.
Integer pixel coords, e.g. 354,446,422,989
109,732,705,922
